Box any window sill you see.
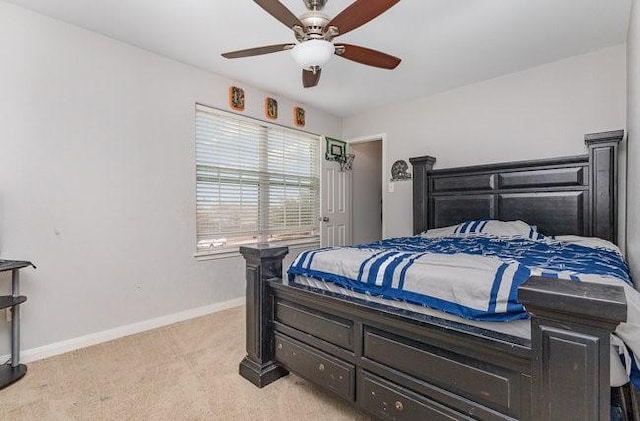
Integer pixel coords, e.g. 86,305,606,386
194,239,321,261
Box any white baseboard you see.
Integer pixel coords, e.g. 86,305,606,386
2,297,245,364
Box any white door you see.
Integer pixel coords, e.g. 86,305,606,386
321,159,352,247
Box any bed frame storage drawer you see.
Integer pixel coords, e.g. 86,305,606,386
358,370,473,420
363,329,520,415
274,300,354,351
274,333,355,401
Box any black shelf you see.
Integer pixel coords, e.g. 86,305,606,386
0,296,26,310
0,258,33,390
0,364,27,390
0,260,34,272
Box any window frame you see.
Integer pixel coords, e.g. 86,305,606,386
194,103,322,259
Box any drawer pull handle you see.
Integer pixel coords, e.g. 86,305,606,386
277,343,282,350
318,363,325,372
395,401,404,411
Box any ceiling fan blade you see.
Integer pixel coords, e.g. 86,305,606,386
221,43,294,59
335,44,401,69
254,0,305,30
327,0,400,36
303,68,322,88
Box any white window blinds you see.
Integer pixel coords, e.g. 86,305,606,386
195,104,320,253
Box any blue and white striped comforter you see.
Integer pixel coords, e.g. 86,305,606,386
288,236,631,322
288,234,640,387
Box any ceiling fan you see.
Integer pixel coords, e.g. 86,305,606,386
221,0,401,88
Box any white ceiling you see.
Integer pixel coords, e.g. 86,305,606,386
6,0,632,117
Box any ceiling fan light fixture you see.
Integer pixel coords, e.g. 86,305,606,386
221,0,401,88
290,39,335,69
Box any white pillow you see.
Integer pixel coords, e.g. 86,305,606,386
553,235,622,255
422,220,543,240
421,225,456,238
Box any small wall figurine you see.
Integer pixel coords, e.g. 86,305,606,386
229,86,245,111
294,106,305,127
265,97,278,120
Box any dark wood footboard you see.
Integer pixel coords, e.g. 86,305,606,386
239,246,627,420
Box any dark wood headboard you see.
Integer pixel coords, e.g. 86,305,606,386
410,130,623,243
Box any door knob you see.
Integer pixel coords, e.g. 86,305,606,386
318,216,329,222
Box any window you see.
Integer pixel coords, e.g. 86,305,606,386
195,104,321,255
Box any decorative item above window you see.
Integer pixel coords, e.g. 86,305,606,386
390,159,412,181
228,86,245,111
325,137,355,172
265,97,278,120
294,106,305,127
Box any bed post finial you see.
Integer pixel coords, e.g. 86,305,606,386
409,156,436,235
239,245,289,387
585,130,623,243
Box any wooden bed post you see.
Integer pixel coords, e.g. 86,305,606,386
518,277,627,421
585,130,623,243
239,245,289,387
409,155,436,235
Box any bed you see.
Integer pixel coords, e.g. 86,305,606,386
238,130,631,420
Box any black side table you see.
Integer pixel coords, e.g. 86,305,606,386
0,260,34,389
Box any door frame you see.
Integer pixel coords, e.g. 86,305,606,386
347,133,387,241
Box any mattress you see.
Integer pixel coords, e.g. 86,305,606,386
292,274,531,338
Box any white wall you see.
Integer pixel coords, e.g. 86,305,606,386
343,46,627,240
0,2,342,353
350,140,383,244
627,0,640,283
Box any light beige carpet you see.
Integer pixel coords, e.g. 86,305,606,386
0,306,370,420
